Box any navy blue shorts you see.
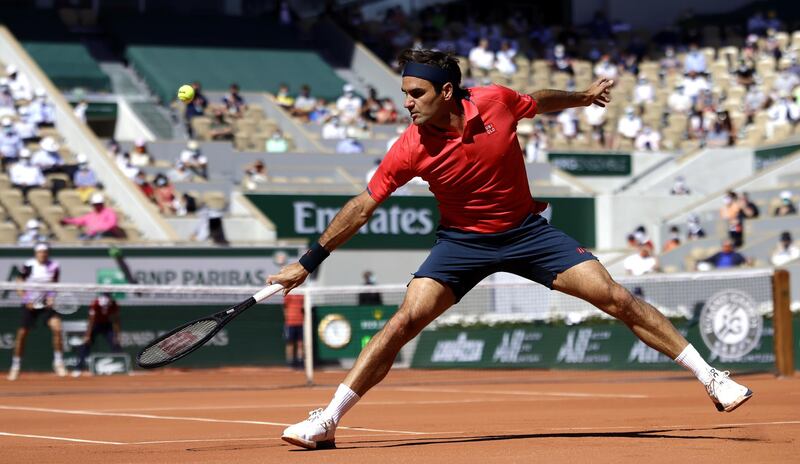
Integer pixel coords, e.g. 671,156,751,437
414,214,596,302
284,325,303,342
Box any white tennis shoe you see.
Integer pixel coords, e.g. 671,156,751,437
7,366,19,381
53,361,67,377
281,408,337,450
705,369,752,412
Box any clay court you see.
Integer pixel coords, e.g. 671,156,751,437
1,368,797,463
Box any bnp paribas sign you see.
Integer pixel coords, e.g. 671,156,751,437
246,194,440,249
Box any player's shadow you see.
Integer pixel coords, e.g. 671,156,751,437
329,425,762,450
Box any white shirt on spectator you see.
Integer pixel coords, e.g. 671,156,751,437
495,48,517,75
336,95,362,122
322,120,346,140
10,161,45,186
668,89,692,113
594,60,618,80
469,45,494,71
635,128,662,151
130,151,151,166
772,244,800,266
683,51,707,73
14,117,37,139
682,75,710,99
28,98,56,125
617,114,642,139
180,149,208,166
623,253,658,276
556,109,578,138
8,73,32,101
584,104,607,126
294,95,316,112
31,149,63,168
633,82,654,104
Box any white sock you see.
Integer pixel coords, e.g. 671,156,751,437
11,357,20,369
322,384,361,425
53,352,63,364
674,344,713,384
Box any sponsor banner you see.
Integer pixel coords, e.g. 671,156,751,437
88,353,131,376
0,304,286,372
547,152,632,176
246,194,596,249
314,305,397,360
0,246,302,286
412,316,795,371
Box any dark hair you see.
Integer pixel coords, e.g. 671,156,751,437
397,48,467,99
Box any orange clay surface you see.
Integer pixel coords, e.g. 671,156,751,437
0,367,797,463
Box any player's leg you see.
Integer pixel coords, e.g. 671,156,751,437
552,260,752,412
8,306,36,381
281,277,456,449
46,313,66,377
293,330,303,367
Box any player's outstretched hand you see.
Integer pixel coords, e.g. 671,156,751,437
267,263,309,295
583,77,614,107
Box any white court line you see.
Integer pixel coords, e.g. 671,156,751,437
0,431,123,445
548,420,800,431
389,386,649,399
102,397,566,413
129,431,456,445
0,405,430,436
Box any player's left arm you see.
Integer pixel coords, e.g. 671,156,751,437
530,77,614,114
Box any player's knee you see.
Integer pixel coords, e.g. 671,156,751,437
383,312,414,343
604,284,636,319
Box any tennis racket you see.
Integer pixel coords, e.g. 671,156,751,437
136,283,284,369
53,292,79,315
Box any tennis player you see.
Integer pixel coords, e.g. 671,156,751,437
269,48,752,449
7,243,66,381
73,293,122,377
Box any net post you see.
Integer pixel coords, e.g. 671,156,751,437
302,286,314,386
772,269,794,377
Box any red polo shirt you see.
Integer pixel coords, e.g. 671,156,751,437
368,84,540,233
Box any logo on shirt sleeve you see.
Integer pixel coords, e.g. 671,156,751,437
484,123,496,134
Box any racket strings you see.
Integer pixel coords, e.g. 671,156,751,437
138,319,218,366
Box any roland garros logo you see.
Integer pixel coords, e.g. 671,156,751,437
700,289,762,359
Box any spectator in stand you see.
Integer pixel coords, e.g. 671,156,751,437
152,174,177,215
291,85,316,120
14,106,39,143
73,154,98,203
375,99,398,124
118,152,139,179
357,270,383,305
495,41,517,79
184,81,208,137
683,42,707,74
243,159,269,191
662,226,681,253
282,292,304,368
747,11,768,36
635,125,661,151
336,137,364,154
10,149,44,199
73,293,122,376
209,108,233,140
361,87,382,122
681,71,709,105
549,44,574,75
525,129,548,163
766,94,799,138
686,213,706,240
705,121,731,148
133,170,155,202
5,64,32,101
0,80,14,117
73,99,88,123
17,219,49,245
583,103,606,146
735,55,757,87
774,66,800,97
659,46,681,75
31,136,63,174
556,108,579,143
699,239,747,269
336,84,362,123
0,117,23,168
616,106,642,147
275,83,295,109
720,190,744,247
468,38,494,77
773,190,797,216
743,85,767,122
222,83,246,118
308,98,330,122
266,130,290,153
593,54,618,81
771,231,800,266
633,75,654,106
322,116,346,140
167,161,193,183
739,192,760,219
29,88,55,127
670,176,690,195
623,245,659,276
632,225,654,251
130,139,152,166
62,192,124,239
179,141,208,179
668,84,692,114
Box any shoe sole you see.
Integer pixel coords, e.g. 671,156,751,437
281,434,335,450
714,389,753,412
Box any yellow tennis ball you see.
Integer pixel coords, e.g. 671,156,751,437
177,85,195,102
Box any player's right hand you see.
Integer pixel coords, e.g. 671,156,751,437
267,262,309,295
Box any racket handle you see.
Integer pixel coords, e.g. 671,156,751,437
253,284,284,303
